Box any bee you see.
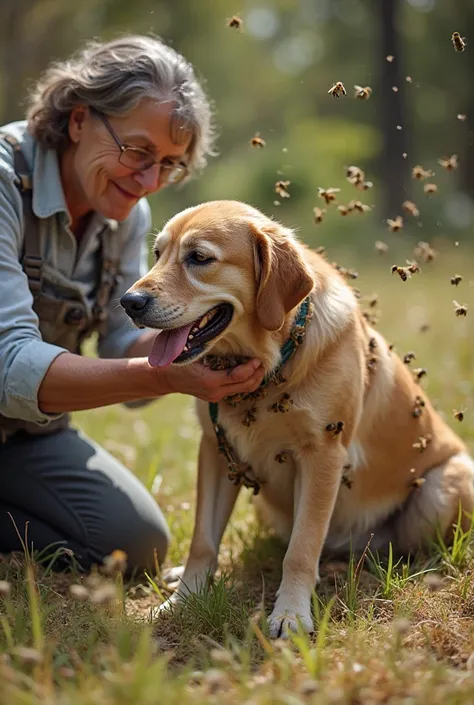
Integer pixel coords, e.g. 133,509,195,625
354,85,372,100
392,86,399,93
402,152,408,159
410,477,426,489
453,300,468,316
346,165,365,184
242,407,257,427
250,133,265,148
275,451,289,463
315,245,327,255
387,216,404,232
355,180,373,191
457,113,467,121
451,32,466,52
375,240,389,254
228,15,243,29
453,409,465,422
414,241,436,263
391,265,409,281
419,323,430,333
367,356,377,373
403,351,416,364
328,81,347,98
413,367,427,380
326,421,345,436
451,274,463,286
406,76,413,83
275,180,291,198
406,260,421,274
396,125,403,131
412,165,435,180
349,200,371,214
424,183,438,195
313,207,326,224
413,434,432,452
402,200,420,218
337,204,351,216
269,393,294,414
412,395,425,418
438,154,458,171
341,465,353,489
369,337,378,351
386,55,395,62
318,187,340,204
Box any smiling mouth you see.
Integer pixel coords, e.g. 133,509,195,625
148,303,234,368
113,182,140,200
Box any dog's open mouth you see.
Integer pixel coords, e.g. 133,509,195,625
148,303,234,368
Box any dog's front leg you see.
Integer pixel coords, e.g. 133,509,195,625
159,432,240,611
268,443,344,638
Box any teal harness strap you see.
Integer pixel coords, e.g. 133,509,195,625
208,296,313,493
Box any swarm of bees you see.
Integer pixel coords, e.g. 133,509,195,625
275,180,291,198
451,32,466,52
250,133,265,148
387,216,404,232
438,154,458,170
328,81,346,98
453,300,468,317
354,85,372,100
228,15,243,30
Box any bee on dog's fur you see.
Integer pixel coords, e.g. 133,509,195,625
250,134,265,148
451,32,466,52
228,15,243,29
387,216,404,232
451,274,463,286
326,421,345,436
402,200,420,218
403,351,416,364
453,300,468,316
412,395,425,418
275,180,291,198
354,85,372,100
413,367,427,381
367,356,377,373
341,464,353,489
270,393,293,414
242,407,257,427
410,477,426,489
438,154,458,171
453,409,465,422
328,81,346,98
315,245,326,255
318,187,340,204
369,337,378,351
313,207,326,224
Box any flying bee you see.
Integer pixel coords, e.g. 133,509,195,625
315,245,327,254
326,421,345,436
413,434,432,452
424,183,438,195
392,86,399,93
387,216,404,232
453,409,465,422
337,205,351,216
402,200,420,218
453,300,468,316
414,241,437,263
391,265,409,281
438,154,458,170
275,180,291,198
412,165,435,180
375,240,388,254
349,200,372,213
386,55,394,62
318,187,340,204
328,81,346,98
313,207,326,224
346,165,365,183
355,180,373,191
419,323,430,333
250,133,265,148
457,113,467,121
406,76,413,83
403,351,416,364
451,32,466,52
410,477,426,489
413,367,427,381
354,84,372,100
228,15,243,29
451,274,463,286
406,260,421,274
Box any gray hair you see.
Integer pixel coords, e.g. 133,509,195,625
26,34,217,176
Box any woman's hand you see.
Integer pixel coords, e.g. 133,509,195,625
160,358,265,402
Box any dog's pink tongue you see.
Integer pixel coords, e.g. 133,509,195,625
148,324,194,368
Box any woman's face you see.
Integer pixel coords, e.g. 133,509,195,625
67,99,192,222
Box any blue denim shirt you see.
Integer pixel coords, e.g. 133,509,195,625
0,121,151,424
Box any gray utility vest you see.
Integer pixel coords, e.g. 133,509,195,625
0,132,120,439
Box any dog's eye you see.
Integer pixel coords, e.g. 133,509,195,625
187,251,216,265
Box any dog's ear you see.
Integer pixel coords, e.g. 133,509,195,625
251,222,314,331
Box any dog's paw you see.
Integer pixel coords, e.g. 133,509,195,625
267,604,313,639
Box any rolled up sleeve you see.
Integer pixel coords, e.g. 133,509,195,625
0,171,66,424
98,198,153,359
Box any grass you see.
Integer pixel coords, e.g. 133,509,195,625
1,244,474,703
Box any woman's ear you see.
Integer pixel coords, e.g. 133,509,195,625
68,106,88,144
251,222,314,331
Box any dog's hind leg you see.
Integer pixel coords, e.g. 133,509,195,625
392,451,474,554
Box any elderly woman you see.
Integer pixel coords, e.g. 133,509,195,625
0,35,264,573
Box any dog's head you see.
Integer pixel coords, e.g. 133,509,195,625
121,200,314,367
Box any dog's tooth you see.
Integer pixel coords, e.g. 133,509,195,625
188,334,194,341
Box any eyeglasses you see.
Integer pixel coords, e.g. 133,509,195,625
91,109,188,185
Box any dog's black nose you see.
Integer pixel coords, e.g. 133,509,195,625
120,291,151,317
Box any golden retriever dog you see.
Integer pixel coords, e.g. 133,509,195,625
121,200,474,637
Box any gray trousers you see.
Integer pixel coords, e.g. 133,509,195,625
0,428,170,574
